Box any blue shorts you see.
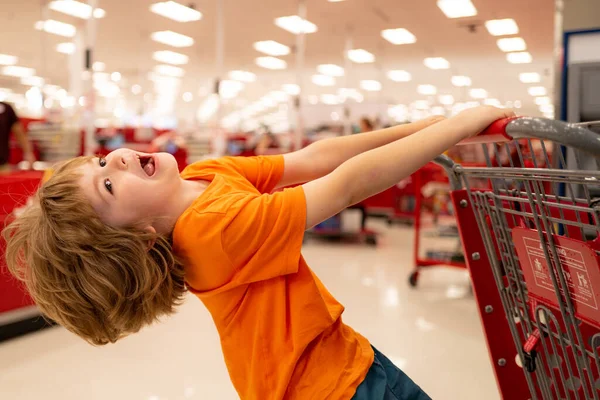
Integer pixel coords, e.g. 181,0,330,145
352,347,431,400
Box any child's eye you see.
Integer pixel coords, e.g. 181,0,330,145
99,157,107,167
104,178,113,194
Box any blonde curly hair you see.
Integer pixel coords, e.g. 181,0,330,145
2,156,186,345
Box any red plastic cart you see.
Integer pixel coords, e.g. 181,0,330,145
437,116,600,399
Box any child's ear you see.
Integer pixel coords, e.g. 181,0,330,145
143,226,157,250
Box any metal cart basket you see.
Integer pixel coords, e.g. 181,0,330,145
436,117,600,399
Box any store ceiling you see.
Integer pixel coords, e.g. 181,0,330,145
0,0,555,121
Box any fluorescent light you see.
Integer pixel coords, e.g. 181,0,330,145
417,84,437,95
21,76,45,86
387,70,412,82
219,80,244,99
56,42,75,54
318,64,344,77
282,84,300,95
507,52,532,64
514,100,522,108
437,0,477,18
485,19,519,36
111,72,121,82
151,31,194,47
255,56,287,70
432,106,446,115
183,92,193,102
154,64,185,77
2,66,35,78
93,8,105,18
35,19,76,37
320,94,339,105
312,74,336,86
229,70,256,83
439,94,454,105
414,100,430,110
519,72,541,83
348,49,375,63
497,37,526,52
253,40,290,56
153,50,189,65
470,88,487,99
539,104,554,113
132,84,142,95
424,57,450,69
360,80,382,91
267,91,289,102
528,86,547,96
381,28,416,45
49,1,105,19
197,94,219,122
484,98,502,107
275,15,317,34
150,1,202,22
0,54,18,65
535,96,551,105
93,62,105,72
338,88,364,103
451,75,472,87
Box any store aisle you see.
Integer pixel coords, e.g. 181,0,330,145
0,223,499,400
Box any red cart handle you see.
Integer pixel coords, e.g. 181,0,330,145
456,116,600,155
459,117,518,145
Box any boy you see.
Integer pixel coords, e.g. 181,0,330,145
4,106,513,399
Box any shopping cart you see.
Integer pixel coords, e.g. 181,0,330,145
435,116,600,399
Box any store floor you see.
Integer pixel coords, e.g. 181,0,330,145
0,222,500,400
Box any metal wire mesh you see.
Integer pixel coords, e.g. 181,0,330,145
458,138,600,399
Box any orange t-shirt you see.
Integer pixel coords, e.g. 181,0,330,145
173,156,374,400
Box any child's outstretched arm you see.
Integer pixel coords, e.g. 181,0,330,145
301,106,514,229
277,116,445,188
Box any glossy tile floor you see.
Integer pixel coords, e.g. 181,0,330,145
0,222,500,400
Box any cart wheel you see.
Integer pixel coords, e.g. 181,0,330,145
408,271,419,288
366,236,377,246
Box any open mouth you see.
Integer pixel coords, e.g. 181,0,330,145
137,155,156,177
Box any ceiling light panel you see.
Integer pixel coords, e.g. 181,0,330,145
56,42,75,54
2,66,36,78
151,31,194,47
360,80,382,92
507,52,532,64
150,1,202,22
497,37,526,52
0,54,18,65
381,28,416,45
229,70,256,82
437,0,477,18
485,18,519,36
21,76,45,86
318,64,344,77
253,40,290,56
312,74,336,86
451,75,472,87
519,72,541,83
387,70,412,82
348,49,375,63
424,57,450,69
469,88,487,99
154,64,185,77
417,84,437,95
153,50,189,65
528,86,547,96
275,15,317,34
255,56,287,70
48,1,105,19
35,20,76,37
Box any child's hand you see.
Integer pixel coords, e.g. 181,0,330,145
455,106,516,138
